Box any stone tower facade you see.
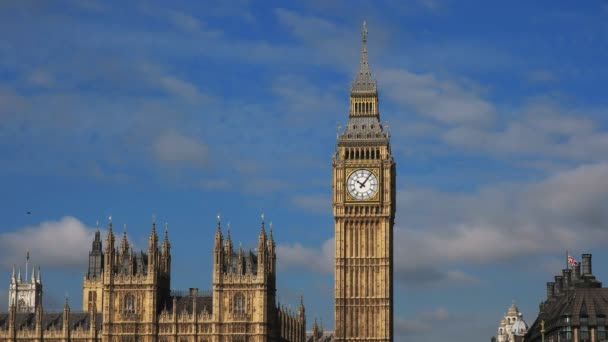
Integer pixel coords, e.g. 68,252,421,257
332,21,395,341
0,217,306,342
8,254,42,314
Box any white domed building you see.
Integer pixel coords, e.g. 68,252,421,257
496,303,529,342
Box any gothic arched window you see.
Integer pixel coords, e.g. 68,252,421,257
88,291,97,311
124,294,136,315
234,293,245,316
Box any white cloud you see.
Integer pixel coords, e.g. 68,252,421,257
395,162,608,269
0,216,96,269
440,100,608,162
290,194,331,214
277,238,333,273
170,12,202,33
377,68,496,125
154,130,210,167
396,307,452,335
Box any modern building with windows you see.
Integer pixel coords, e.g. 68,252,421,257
525,253,608,342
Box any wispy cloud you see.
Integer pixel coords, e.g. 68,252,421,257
154,130,210,167
290,194,331,214
395,307,452,335
277,238,333,273
377,67,496,125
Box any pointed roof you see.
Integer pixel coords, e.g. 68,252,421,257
259,213,267,241
351,20,377,93
150,216,158,240
507,303,519,316
162,222,170,248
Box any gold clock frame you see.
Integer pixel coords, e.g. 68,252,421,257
345,167,380,202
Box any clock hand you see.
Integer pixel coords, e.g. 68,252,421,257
359,172,373,188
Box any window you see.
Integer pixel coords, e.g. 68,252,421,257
559,326,572,342
124,294,136,315
580,325,590,342
234,293,245,316
597,325,606,341
88,291,97,311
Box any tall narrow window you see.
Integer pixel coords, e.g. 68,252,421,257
124,294,136,315
88,291,97,311
234,293,245,316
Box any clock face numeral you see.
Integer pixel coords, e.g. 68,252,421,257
347,169,378,200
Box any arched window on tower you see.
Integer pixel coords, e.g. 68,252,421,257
124,294,136,315
88,291,97,311
234,293,245,316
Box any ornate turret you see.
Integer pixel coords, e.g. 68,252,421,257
298,294,305,321
213,215,224,281
224,218,233,255
105,216,115,257
148,218,159,276
267,222,276,276
351,20,377,95
120,224,130,259
8,253,43,313
63,295,71,338
161,223,171,274
149,217,159,250
258,213,267,275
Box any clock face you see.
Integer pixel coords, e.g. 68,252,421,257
347,169,379,200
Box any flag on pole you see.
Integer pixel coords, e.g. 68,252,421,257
568,255,578,267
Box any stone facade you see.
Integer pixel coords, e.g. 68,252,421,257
0,217,306,342
332,21,395,342
8,257,42,314
495,304,528,342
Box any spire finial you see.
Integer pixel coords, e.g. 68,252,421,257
96,220,99,229
217,213,221,224
352,20,376,93
362,20,367,43
164,222,169,239
108,215,112,224
227,222,231,238
152,214,156,224
261,211,265,222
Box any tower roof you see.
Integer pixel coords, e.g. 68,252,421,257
351,20,377,94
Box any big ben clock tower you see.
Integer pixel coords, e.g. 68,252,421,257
333,21,395,341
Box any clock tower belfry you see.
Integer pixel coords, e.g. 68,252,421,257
333,21,395,341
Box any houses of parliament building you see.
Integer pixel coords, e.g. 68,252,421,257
0,21,394,342
0,217,306,342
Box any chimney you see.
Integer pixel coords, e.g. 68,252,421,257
582,254,592,276
555,275,563,294
563,269,572,290
546,282,555,300
573,263,581,282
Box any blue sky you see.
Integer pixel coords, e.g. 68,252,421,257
1,0,608,340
